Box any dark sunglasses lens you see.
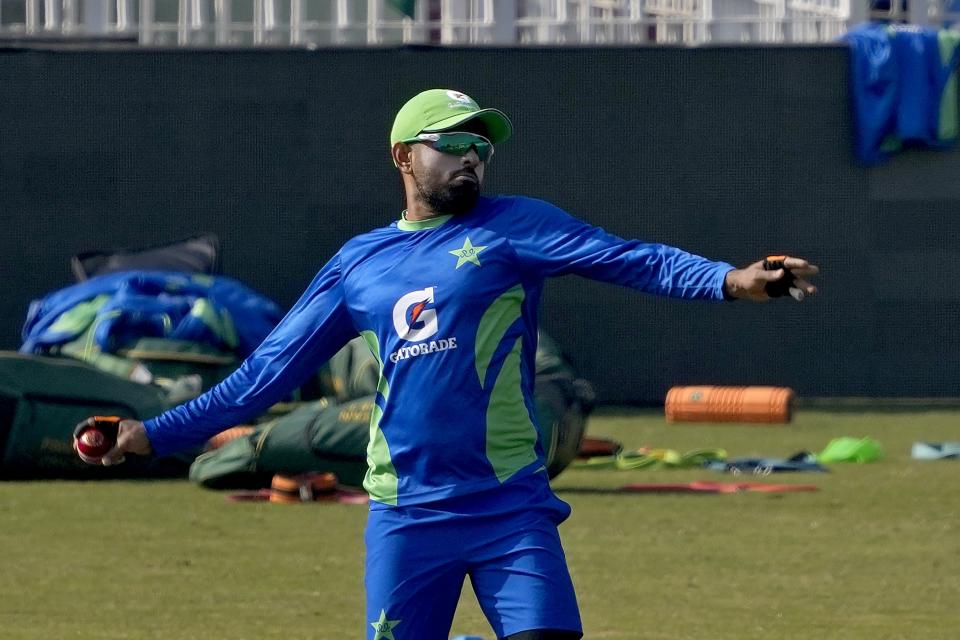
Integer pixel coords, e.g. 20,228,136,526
440,142,471,155
474,143,493,162
436,135,493,161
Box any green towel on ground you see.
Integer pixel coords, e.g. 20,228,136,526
817,437,884,463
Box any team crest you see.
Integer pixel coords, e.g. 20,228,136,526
370,609,401,640
446,90,477,109
449,237,487,269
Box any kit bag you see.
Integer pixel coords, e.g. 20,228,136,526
190,396,372,489
534,332,596,478
0,352,180,478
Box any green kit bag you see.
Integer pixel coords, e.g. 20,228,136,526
534,332,595,478
190,397,372,489
0,352,181,478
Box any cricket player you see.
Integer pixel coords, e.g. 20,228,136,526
90,89,819,639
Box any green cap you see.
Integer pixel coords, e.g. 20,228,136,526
390,89,513,146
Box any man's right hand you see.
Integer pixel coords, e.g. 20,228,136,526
100,419,153,466
724,256,819,301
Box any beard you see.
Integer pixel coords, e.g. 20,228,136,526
413,171,481,215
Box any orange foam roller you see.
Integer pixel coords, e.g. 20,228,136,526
665,386,794,424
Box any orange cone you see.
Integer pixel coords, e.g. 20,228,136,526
665,386,794,424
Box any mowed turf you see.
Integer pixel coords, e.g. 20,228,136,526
1,408,958,639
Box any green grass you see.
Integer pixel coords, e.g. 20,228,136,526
1,409,958,639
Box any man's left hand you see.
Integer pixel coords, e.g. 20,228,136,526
724,256,819,301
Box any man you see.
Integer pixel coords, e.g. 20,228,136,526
89,89,818,640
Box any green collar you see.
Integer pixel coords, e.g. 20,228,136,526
397,210,453,231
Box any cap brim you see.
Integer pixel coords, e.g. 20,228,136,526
422,108,513,145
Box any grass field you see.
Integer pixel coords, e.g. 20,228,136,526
2,408,958,639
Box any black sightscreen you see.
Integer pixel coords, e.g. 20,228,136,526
1,45,957,403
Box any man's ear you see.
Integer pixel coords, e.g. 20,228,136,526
393,142,414,173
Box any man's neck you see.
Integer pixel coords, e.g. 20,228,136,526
403,202,439,221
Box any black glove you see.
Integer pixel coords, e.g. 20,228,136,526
763,256,804,301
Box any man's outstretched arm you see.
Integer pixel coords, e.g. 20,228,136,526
507,198,818,302
91,254,358,465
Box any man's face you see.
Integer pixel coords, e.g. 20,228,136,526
409,138,486,215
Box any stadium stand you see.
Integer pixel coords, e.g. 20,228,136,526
1,0,955,47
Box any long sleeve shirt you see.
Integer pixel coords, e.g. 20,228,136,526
145,195,734,508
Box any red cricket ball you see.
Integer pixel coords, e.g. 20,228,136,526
76,426,116,464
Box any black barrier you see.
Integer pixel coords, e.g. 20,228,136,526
1,45,958,403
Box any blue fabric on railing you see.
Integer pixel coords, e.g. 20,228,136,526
844,23,899,164
891,26,944,142
20,271,283,357
843,23,960,164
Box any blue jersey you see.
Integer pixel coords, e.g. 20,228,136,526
144,195,733,507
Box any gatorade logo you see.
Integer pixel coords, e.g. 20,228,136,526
392,287,439,342
389,287,458,363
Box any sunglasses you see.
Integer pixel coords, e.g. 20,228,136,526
402,132,495,162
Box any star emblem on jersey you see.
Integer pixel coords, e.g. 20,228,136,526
370,609,401,640
449,237,487,269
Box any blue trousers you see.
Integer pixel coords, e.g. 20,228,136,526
364,473,582,640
